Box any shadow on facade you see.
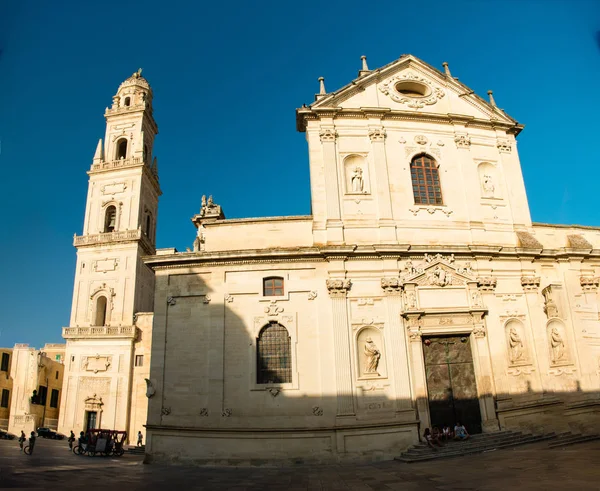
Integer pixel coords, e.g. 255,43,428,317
141,275,600,465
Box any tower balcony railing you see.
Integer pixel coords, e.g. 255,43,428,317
90,157,143,172
62,325,136,339
74,228,142,246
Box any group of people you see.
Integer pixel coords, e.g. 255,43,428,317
423,422,470,450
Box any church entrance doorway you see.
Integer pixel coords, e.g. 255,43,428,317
423,335,482,434
85,411,97,432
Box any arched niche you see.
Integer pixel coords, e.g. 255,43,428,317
477,162,498,199
504,319,529,366
356,327,386,379
344,155,369,194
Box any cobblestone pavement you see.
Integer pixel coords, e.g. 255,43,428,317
0,437,598,489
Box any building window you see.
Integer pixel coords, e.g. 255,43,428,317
50,389,59,408
116,138,128,159
124,97,131,107
38,386,48,406
135,355,144,367
257,323,292,384
145,214,151,237
263,277,284,296
104,205,117,233
55,370,59,380
0,353,9,372
1,389,9,408
410,154,443,205
95,296,107,326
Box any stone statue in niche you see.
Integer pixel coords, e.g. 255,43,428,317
364,337,381,374
550,326,566,363
508,327,524,363
351,167,365,193
482,174,495,197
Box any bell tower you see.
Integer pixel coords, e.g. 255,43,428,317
69,69,161,329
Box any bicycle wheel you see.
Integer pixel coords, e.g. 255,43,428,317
24,446,31,455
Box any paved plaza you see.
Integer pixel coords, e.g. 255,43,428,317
0,437,598,489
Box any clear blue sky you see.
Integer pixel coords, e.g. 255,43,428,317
1,0,599,348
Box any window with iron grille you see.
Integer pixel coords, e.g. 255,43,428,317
0,353,9,372
410,154,443,205
50,389,59,408
263,277,284,296
257,323,292,384
1,389,9,408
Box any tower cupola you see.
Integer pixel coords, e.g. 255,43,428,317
110,69,153,112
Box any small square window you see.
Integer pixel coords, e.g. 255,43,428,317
263,277,284,296
135,355,144,367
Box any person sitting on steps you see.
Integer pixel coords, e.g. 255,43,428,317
442,424,452,442
423,427,442,450
454,422,470,441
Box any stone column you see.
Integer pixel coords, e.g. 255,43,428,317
320,127,344,244
368,127,396,243
326,278,355,416
404,310,428,429
381,277,413,410
470,313,500,432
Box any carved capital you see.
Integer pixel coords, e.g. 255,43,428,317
497,138,512,153
477,276,497,291
580,276,599,292
326,278,352,297
454,133,471,148
319,128,337,142
381,277,403,294
472,326,486,338
521,276,540,292
408,328,422,342
368,127,386,142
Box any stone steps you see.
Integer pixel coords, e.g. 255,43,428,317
396,431,555,463
548,433,600,448
126,445,145,455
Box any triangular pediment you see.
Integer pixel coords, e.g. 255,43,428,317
405,260,475,287
305,54,516,126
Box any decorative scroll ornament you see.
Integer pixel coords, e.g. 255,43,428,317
541,286,560,318
326,278,352,297
222,408,232,417
308,290,318,300
414,135,428,145
378,72,445,109
497,138,512,153
265,301,284,316
472,326,486,338
312,406,323,416
454,133,471,148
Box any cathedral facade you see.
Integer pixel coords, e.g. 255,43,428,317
64,55,600,461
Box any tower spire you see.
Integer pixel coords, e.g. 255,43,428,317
315,77,327,101
93,139,104,163
359,55,370,77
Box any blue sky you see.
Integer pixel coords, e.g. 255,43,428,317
1,0,599,348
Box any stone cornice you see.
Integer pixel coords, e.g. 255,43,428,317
143,243,600,271
88,158,161,196
62,325,137,339
297,106,522,135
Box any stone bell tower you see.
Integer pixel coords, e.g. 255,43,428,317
59,70,160,437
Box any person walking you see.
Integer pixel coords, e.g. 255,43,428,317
137,431,143,447
18,431,26,451
25,431,36,455
68,430,75,450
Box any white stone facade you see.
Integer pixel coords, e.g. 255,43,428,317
142,55,600,464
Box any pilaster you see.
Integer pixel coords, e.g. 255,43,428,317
381,277,413,410
319,127,344,244
326,277,354,417
369,127,396,243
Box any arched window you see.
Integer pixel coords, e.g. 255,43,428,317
124,97,131,107
116,138,128,159
263,277,284,296
257,323,292,384
410,154,443,205
104,206,116,233
95,296,107,326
